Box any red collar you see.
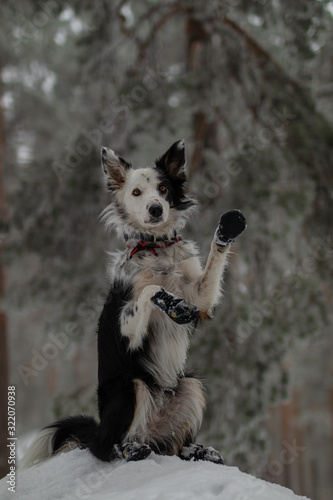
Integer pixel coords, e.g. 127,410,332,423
126,236,181,259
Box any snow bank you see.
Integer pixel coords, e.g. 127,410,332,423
0,448,311,500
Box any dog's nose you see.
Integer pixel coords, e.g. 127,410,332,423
148,203,163,218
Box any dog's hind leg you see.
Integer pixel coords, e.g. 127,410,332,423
126,377,206,457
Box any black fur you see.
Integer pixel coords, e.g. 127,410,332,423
151,287,199,324
214,210,247,246
90,283,136,461
50,415,98,452
155,140,197,212
50,281,171,461
41,141,231,465
90,282,157,461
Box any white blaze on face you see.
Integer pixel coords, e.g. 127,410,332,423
118,168,170,230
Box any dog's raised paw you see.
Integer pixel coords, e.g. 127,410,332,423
168,299,199,325
152,288,199,324
214,209,247,246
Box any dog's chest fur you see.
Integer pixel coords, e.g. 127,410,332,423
109,240,203,388
110,240,202,297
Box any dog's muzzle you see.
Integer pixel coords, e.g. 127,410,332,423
148,202,163,219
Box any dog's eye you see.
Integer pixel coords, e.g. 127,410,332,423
132,189,141,196
159,185,167,194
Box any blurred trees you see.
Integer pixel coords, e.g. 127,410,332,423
0,65,9,479
1,0,333,494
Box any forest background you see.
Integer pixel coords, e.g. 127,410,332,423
0,1,332,499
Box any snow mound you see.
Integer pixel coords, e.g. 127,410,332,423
0,448,311,500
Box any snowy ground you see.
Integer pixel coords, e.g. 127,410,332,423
0,447,311,500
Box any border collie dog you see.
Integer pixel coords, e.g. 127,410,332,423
22,140,246,468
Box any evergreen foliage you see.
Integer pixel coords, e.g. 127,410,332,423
2,0,333,477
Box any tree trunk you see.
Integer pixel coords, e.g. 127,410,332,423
185,17,219,178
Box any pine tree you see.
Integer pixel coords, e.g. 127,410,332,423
2,0,333,490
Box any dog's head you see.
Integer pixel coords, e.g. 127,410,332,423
101,140,197,238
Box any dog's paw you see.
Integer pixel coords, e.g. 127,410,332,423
111,444,124,460
151,287,199,325
120,442,152,462
151,287,170,309
214,209,247,246
179,443,224,465
201,446,224,465
168,299,199,325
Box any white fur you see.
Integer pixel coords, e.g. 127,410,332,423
121,284,161,350
118,168,172,230
100,148,232,454
19,427,56,470
114,238,229,389
100,156,197,239
22,143,231,468
125,378,205,454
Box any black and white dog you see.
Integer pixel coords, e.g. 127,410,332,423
21,140,246,468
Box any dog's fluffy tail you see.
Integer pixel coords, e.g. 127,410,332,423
19,415,98,470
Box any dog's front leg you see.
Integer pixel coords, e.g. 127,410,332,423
196,242,230,319
196,210,247,318
120,285,161,350
121,285,199,349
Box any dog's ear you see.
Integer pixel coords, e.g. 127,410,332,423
155,139,187,181
101,147,131,190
